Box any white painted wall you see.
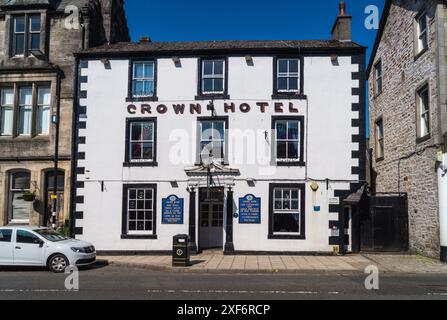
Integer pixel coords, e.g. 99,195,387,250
76,54,360,252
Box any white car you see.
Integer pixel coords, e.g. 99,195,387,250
0,226,96,273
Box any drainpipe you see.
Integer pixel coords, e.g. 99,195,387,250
52,71,62,230
438,152,447,263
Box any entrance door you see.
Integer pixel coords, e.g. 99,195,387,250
343,206,352,252
361,195,409,252
199,188,224,250
44,171,65,227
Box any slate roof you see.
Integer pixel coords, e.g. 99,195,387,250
0,0,90,10
77,39,365,56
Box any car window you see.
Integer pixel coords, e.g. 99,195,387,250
0,229,12,243
35,229,68,242
16,230,40,244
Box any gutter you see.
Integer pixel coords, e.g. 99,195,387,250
73,46,367,60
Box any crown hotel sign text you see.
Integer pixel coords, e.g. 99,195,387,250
127,102,301,115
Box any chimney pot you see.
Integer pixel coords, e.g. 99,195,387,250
339,1,346,16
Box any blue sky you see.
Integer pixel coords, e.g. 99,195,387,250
125,0,384,60
124,0,386,135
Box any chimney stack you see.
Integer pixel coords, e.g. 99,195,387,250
331,1,352,42
139,36,152,43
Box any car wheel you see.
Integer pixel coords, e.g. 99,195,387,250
48,254,69,273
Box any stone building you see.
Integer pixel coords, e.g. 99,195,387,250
368,0,447,259
0,0,129,228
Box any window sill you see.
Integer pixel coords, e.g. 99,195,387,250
268,234,306,240
123,162,158,167
126,96,158,102
373,91,383,99
276,161,306,167
414,47,428,61
0,135,51,141
271,93,307,100
416,134,431,144
121,235,158,240
195,94,230,101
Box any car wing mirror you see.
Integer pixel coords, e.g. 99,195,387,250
35,239,44,247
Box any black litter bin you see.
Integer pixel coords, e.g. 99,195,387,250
173,234,190,267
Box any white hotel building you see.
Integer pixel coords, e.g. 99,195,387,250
71,8,367,254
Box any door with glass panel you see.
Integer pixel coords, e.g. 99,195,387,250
199,188,224,250
44,171,65,227
8,172,31,224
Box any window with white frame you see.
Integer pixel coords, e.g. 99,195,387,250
416,13,428,54
18,87,32,136
374,60,382,96
37,87,51,135
127,120,155,163
375,117,384,159
199,120,226,162
0,83,51,137
274,118,303,163
272,186,303,235
1,88,14,136
417,85,430,138
276,58,300,93
125,187,155,234
201,59,225,94
132,61,154,98
12,14,41,57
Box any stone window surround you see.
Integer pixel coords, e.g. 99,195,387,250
6,169,31,224
414,8,429,60
415,81,431,144
0,80,55,140
375,116,384,162
4,10,47,59
373,59,382,98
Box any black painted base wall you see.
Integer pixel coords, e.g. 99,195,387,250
441,247,447,263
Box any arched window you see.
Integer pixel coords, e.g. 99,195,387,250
8,171,31,223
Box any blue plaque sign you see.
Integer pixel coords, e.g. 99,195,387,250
162,195,184,225
239,194,261,224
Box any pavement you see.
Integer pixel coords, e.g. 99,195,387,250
100,252,447,274
1,265,447,300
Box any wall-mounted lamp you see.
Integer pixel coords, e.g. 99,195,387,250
170,181,179,188
247,178,256,187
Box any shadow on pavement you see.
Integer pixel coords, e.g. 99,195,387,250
0,260,109,273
